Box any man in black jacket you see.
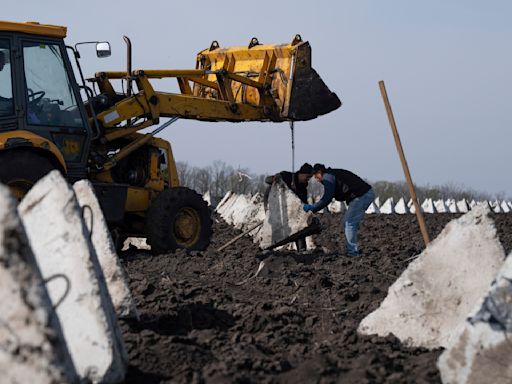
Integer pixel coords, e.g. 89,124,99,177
263,162,313,210
303,163,374,256
264,163,313,251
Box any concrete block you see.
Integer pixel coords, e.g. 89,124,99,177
328,200,344,213
374,197,380,208
0,185,76,383
490,200,502,213
202,191,211,206
434,199,449,213
380,197,395,214
447,199,459,213
123,237,151,251
438,251,512,384
215,191,233,216
394,197,409,214
18,171,128,383
365,201,380,214
421,198,436,213
256,179,312,250
407,198,417,214
456,199,469,213
500,200,510,213
73,180,138,319
358,205,505,349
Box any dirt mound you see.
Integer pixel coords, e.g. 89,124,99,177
120,213,512,383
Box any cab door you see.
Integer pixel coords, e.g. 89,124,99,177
17,36,91,180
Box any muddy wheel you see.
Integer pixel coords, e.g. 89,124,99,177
145,187,212,254
0,150,56,201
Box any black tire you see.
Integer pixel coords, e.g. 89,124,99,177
145,187,212,254
0,149,57,201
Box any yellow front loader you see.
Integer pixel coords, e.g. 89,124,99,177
0,21,341,254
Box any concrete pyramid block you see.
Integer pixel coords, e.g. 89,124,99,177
358,205,505,349
215,191,233,215
500,200,510,213
73,180,138,319
434,199,448,213
202,191,211,206
255,179,312,249
380,197,395,214
446,199,458,213
18,171,128,383
508,201,512,211
394,197,409,214
365,201,380,214
421,198,436,213
490,200,502,213
123,237,151,251
374,197,380,208
438,251,512,384
231,193,264,231
469,200,477,208
407,198,417,214
328,200,344,213
456,199,469,213
0,185,77,383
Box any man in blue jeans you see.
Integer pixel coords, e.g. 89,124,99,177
303,163,375,257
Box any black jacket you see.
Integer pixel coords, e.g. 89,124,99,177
326,168,371,204
264,171,308,208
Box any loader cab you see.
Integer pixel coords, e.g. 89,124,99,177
0,22,92,181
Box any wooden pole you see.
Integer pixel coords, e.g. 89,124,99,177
379,80,430,246
216,221,263,252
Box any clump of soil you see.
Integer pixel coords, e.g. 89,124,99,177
120,213,512,383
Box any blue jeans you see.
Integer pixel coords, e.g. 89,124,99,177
344,188,375,256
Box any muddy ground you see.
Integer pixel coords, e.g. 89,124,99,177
120,212,512,384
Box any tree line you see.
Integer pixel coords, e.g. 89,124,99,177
176,161,507,206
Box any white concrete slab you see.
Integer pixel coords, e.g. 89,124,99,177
374,197,380,208
0,185,76,383
18,171,128,383
74,180,138,319
407,198,417,214
447,199,458,213
358,205,505,349
438,251,512,384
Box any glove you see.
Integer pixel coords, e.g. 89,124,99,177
303,204,314,212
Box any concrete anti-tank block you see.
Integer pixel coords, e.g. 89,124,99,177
18,171,128,383
394,197,409,214
0,185,77,383
73,180,138,319
358,205,505,349
438,251,512,384
256,179,312,249
379,197,395,214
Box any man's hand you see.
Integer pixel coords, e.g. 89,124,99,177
303,204,314,212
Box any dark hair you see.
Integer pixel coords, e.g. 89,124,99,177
298,162,313,174
313,163,326,173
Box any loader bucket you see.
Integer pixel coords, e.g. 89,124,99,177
195,36,341,121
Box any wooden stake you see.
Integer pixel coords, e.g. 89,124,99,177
379,80,430,246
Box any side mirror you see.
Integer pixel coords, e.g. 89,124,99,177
96,42,111,58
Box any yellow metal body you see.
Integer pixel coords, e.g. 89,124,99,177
0,130,67,172
0,20,67,38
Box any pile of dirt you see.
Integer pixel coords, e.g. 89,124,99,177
119,213,512,383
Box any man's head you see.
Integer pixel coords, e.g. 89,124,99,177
313,163,327,182
296,162,313,183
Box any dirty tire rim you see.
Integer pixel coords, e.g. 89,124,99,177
7,179,34,201
173,207,201,248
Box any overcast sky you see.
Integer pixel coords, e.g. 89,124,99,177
4,1,512,197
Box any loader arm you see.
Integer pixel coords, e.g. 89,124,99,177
92,35,340,131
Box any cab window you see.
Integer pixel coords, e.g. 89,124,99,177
0,39,14,117
22,41,84,128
